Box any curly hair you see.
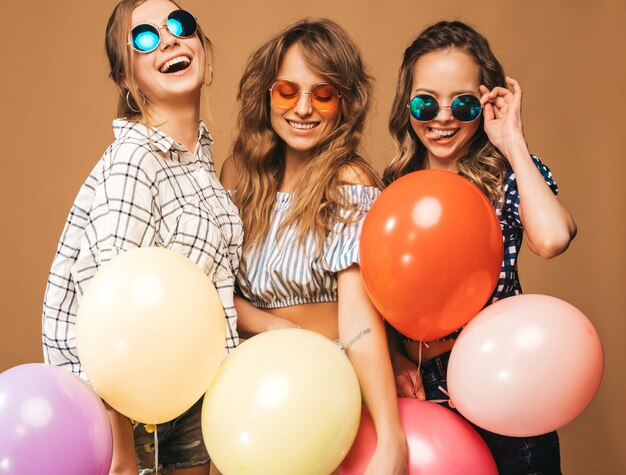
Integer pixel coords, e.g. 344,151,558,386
383,20,508,205
231,18,380,253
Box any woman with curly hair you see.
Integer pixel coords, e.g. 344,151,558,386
384,20,576,475
221,18,408,474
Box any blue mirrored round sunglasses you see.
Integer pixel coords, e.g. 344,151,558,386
130,10,198,53
409,94,482,122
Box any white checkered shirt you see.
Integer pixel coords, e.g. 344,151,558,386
42,119,243,377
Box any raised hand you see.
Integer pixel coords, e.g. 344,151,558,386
479,76,526,158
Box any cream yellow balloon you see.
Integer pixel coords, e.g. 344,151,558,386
76,247,226,424
202,329,361,475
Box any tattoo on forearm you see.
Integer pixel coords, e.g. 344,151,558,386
346,328,372,351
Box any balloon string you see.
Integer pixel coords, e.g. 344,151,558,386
412,341,429,397
430,386,455,408
412,341,423,396
154,427,159,475
411,341,454,408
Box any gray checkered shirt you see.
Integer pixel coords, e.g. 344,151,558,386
42,119,243,378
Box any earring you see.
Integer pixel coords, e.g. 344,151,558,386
126,90,141,113
204,64,214,86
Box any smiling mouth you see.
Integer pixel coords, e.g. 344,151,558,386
287,120,319,130
159,56,192,74
429,127,459,138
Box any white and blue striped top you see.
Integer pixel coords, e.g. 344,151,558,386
237,185,380,308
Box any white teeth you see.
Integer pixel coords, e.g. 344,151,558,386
159,56,191,73
288,120,318,130
431,128,456,137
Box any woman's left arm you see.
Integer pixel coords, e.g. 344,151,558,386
480,77,577,259
338,266,408,475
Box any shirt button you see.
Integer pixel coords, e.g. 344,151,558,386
144,423,156,433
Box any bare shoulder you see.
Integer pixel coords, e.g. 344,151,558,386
219,156,238,190
338,163,377,186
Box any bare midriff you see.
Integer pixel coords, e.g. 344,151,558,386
403,338,456,363
267,301,340,341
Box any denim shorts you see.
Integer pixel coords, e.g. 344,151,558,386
134,397,209,474
421,351,562,475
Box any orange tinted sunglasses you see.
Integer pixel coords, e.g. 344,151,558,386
269,79,341,112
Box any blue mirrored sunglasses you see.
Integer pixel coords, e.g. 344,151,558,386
130,9,198,53
409,94,482,122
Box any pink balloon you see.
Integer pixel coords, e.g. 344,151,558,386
0,363,113,475
339,398,497,475
448,294,604,437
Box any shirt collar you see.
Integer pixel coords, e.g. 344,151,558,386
198,120,211,141
112,118,212,154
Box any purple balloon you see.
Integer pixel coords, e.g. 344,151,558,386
0,363,113,475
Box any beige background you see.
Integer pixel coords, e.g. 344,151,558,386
1,0,624,472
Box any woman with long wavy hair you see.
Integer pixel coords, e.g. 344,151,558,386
220,18,408,474
384,20,577,474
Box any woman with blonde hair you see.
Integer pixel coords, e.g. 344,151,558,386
384,20,576,474
42,0,242,473
221,18,408,474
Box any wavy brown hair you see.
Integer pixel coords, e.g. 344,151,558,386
232,18,380,252
105,0,213,121
383,20,508,205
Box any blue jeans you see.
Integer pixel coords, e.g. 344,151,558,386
421,351,562,475
133,397,209,474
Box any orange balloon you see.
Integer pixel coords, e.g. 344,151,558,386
360,170,502,341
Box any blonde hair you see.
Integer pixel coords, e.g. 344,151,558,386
232,18,380,252
105,0,213,121
383,21,508,205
